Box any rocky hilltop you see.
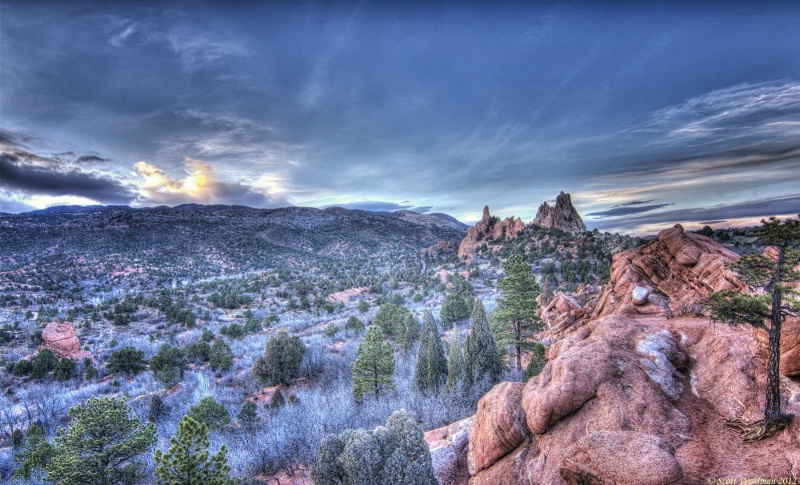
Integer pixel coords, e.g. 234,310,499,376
433,224,800,484
457,193,587,260
531,191,587,234
458,206,526,259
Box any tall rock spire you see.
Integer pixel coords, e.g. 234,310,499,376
531,192,587,233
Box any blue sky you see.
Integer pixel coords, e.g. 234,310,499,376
1,1,799,233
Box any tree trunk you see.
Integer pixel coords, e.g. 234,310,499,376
515,322,522,372
765,245,785,424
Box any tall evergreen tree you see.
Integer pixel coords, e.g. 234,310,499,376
464,299,503,392
497,254,542,371
414,311,446,393
351,326,395,401
46,396,156,485
709,216,800,441
445,333,466,393
154,415,234,485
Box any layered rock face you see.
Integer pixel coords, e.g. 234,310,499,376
458,206,526,259
592,224,744,318
433,225,800,484
530,192,587,234
41,321,93,361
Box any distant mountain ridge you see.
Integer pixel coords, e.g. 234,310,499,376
0,204,465,277
17,203,468,232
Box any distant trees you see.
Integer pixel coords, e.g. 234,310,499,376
311,409,436,485
351,326,395,402
497,254,542,371
440,294,471,327
154,415,234,485
46,396,156,485
709,216,800,441
446,334,466,393
465,299,503,392
414,311,447,393
31,349,58,379
107,346,147,375
188,396,231,431
345,316,365,336
374,303,416,338
252,331,306,386
209,339,233,372
150,344,189,387
524,342,547,380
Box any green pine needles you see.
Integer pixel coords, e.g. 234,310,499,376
154,415,234,485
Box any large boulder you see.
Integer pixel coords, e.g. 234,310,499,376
592,224,743,318
426,416,473,485
41,321,91,361
468,382,529,475
559,431,683,485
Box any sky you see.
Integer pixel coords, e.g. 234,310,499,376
1,1,800,234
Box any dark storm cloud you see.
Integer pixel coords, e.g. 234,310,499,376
587,203,673,218
591,194,800,232
76,155,109,163
618,200,656,206
0,153,135,204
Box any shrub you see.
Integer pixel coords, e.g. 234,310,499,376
252,331,305,386
31,349,58,379
188,396,231,431
209,340,233,372
54,358,78,381
106,346,147,375
149,344,188,386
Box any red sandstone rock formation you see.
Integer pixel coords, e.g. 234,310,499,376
434,225,800,484
457,206,525,260
425,416,473,485
530,192,587,234
593,224,744,318
41,321,93,361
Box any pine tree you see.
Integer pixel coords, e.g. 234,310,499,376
414,311,446,393
154,415,234,485
237,400,258,429
209,339,233,372
445,333,466,393
188,396,231,431
268,388,285,410
464,298,503,392
13,423,54,480
524,342,547,380
440,294,471,327
497,254,543,372
106,346,147,375
709,216,800,441
252,331,305,386
46,396,156,485
351,326,395,401
148,395,167,424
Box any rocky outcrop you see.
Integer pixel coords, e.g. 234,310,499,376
530,192,587,234
457,206,525,260
425,416,473,485
559,431,683,485
41,321,92,361
468,382,529,475
454,226,800,484
592,224,744,318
